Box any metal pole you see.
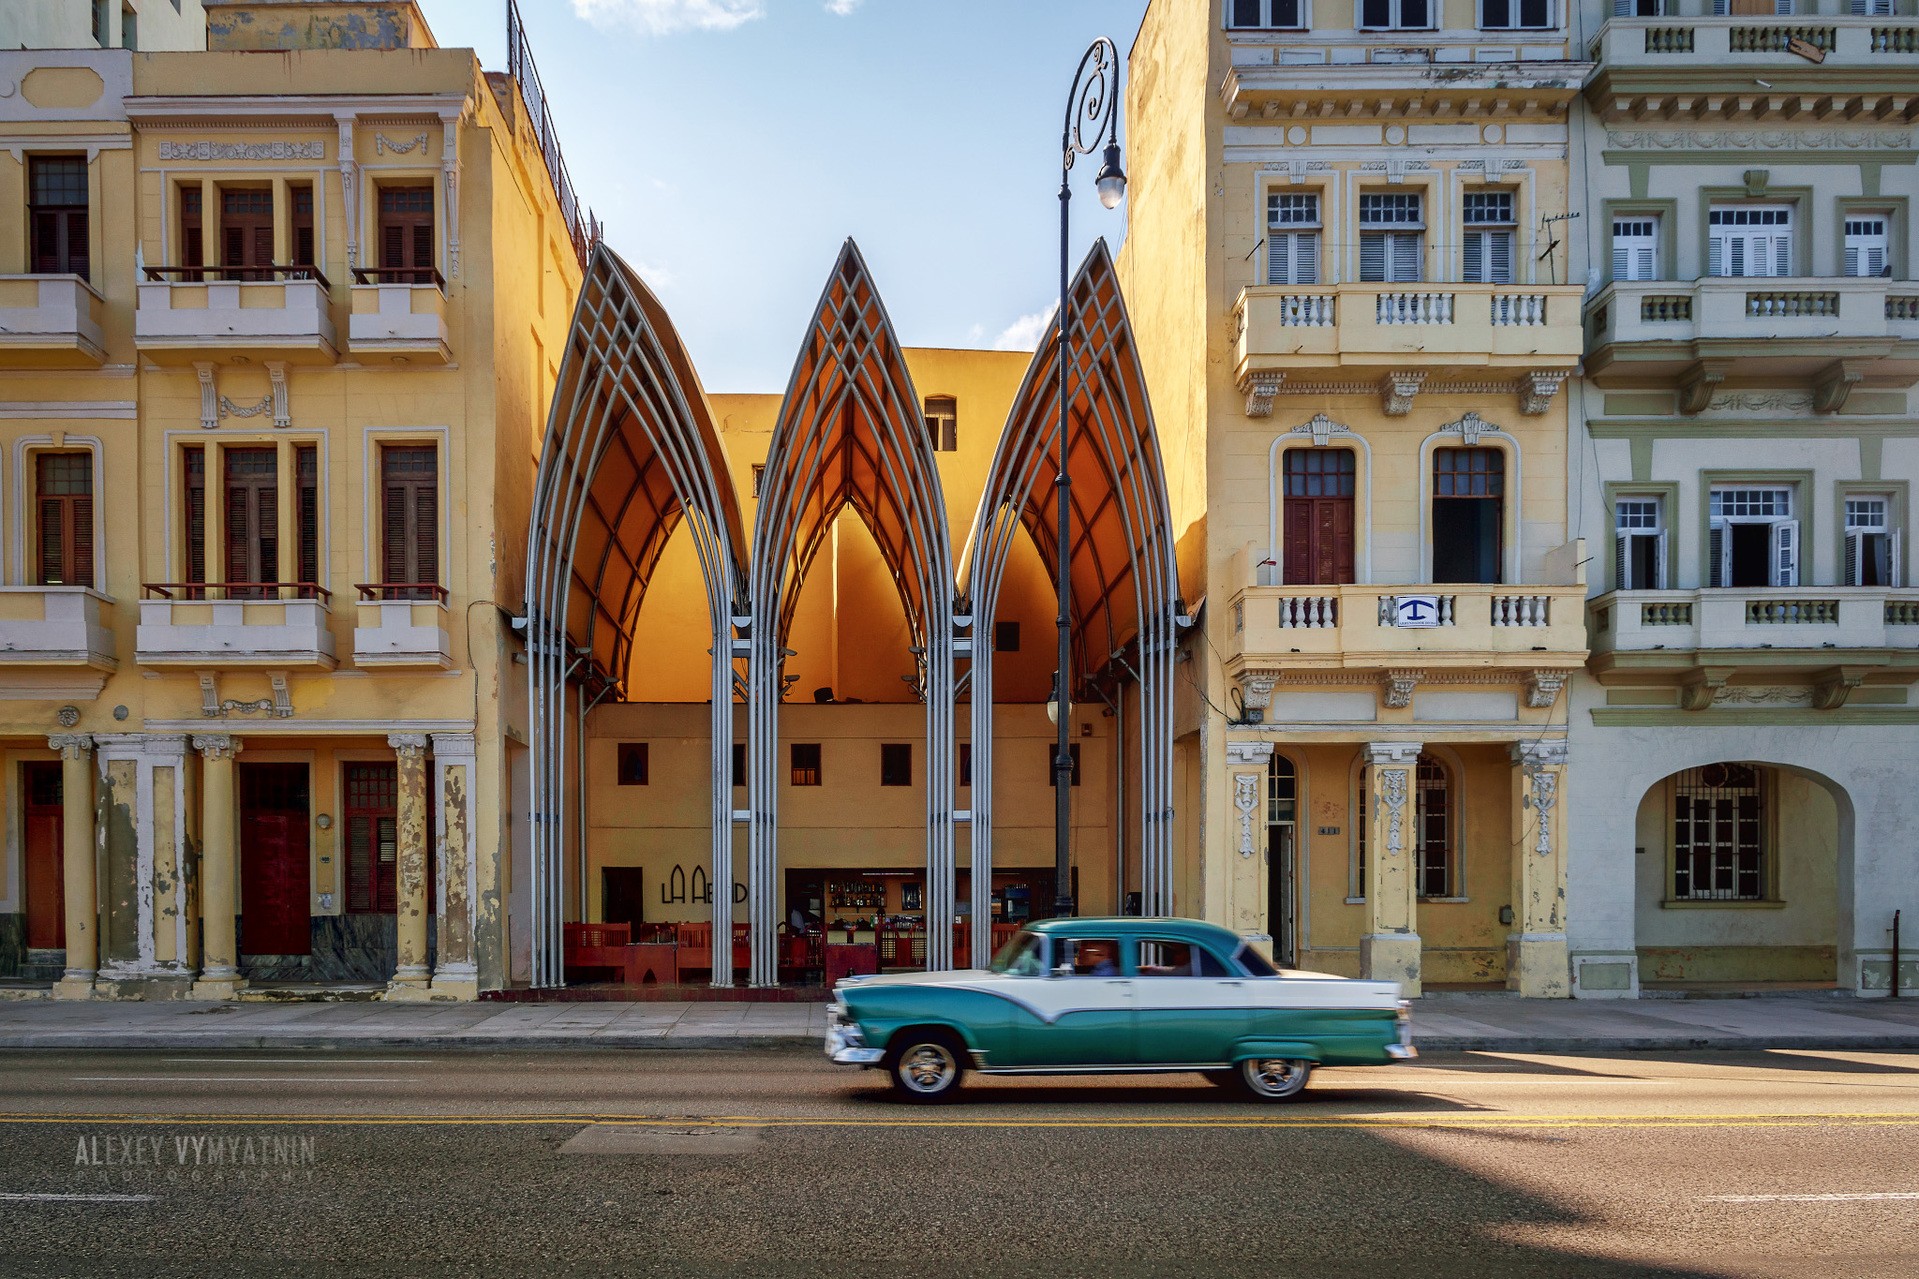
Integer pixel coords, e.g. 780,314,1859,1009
1053,151,1075,920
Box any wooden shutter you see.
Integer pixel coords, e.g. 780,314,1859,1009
223,447,278,595
1709,523,1728,588
220,189,275,278
28,157,89,278
1390,232,1422,282
1360,234,1387,282
381,445,439,595
180,187,204,272
296,445,319,589
291,185,315,269
34,453,93,589
1283,495,1315,585
379,187,435,278
184,446,206,590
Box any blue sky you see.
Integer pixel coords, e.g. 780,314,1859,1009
416,0,1151,392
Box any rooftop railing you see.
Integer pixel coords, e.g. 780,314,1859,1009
507,0,602,269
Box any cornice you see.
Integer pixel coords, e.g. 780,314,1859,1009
1221,60,1593,121
126,93,467,123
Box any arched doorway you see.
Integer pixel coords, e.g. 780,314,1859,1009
1635,760,1845,989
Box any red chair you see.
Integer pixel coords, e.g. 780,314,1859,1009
731,924,751,976
675,922,713,983
564,922,650,985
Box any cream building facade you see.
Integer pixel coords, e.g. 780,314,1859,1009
0,1,585,999
0,1,212,55
1122,0,1592,996
1565,0,1919,997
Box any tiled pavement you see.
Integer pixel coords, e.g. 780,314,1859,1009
0,991,1915,1052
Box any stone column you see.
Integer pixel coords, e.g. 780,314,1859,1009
1361,741,1422,996
1508,739,1572,998
429,732,478,999
49,735,97,1000
1225,740,1276,944
387,734,432,999
190,734,244,999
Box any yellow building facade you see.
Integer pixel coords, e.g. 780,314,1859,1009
0,2,584,999
1121,0,1590,994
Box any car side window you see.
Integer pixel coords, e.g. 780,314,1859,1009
1055,937,1122,977
1194,947,1234,977
997,933,1047,977
1136,940,1196,977
1233,943,1281,977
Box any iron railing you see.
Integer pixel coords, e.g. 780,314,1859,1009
506,0,602,268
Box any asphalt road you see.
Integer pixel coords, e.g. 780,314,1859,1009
1,1047,1917,1278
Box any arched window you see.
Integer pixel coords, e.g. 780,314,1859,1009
1354,750,1456,900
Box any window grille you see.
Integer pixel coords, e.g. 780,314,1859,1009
1672,764,1765,902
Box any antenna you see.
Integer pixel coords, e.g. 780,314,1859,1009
1535,212,1581,284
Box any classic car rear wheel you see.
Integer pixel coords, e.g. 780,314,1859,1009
886,1031,965,1103
1235,1057,1313,1100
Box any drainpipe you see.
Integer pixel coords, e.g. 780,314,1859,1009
1894,909,1902,999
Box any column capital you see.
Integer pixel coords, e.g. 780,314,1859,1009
388,733,430,759
48,734,94,760
1363,741,1422,768
1511,738,1569,770
430,731,477,758
1225,739,1275,766
191,734,241,761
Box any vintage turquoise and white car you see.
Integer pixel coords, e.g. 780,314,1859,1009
825,917,1413,1102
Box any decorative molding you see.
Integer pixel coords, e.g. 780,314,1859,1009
159,140,325,161
336,115,359,271
388,732,430,759
1377,766,1409,855
1238,673,1279,711
1606,129,1911,152
196,671,293,719
1525,669,1568,710
55,705,81,728
1439,410,1496,446
1813,666,1871,710
1521,370,1568,417
48,733,94,760
441,114,462,280
1679,361,1728,415
191,734,241,761
1363,742,1422,768
1381,669,1423,709
1705,391,1813,413
218,393,273,420
1680,665,1737,711
375,131,428,155
1240,371,1285,418
1225,740,1276,765
194,362,217,430
1712,685,1814,706
1813,361,1865,416
267,361,291,429
1511,738,1568,770
1287,412,1351,447
1234,773,1262,858
1272,380,1379,397
1381,370,1425,416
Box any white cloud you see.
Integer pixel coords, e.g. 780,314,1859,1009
992,306,1058,352
569,0,765,36
824,0,862,13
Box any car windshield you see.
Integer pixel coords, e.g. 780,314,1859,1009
989,931,1046,976
1234,943,1280,977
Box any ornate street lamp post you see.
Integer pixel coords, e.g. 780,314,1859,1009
1052,38,1127,920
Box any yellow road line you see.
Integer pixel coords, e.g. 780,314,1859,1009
0,1111,1916,1131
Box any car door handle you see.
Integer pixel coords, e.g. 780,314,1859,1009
1107,979,1132,985
1220,980,1243,987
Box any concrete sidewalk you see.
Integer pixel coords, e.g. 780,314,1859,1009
0,992,1915,1053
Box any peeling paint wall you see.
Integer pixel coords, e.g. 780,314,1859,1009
204,2,433,52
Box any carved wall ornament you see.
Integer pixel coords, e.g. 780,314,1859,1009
1287,412,1351,447
219,394,273,420
1440,410,1497,446
388,732,430,759
195,362,217,430
1521,370,1568,416
191,734,241,762
1606,128,1911,151
1381,371,1426,416
1526,669,1568,709
198,671,293,719
375,132,429,156
1381,669,1423,709
1240,370,1285,418
1528,768,1559,855
159,140,325,161
1512,738,1569,770
1235,773,1262,858
337,116,359,270
55,705,81,728
1237,674,1279,712
1712,685,1814,706
1679,362,1729,415
1705,391,1813,413
1226,740,1276,765
1378,767,1409,855
48,733,94,761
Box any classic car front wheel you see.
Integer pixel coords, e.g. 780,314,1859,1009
886,1031,966,1103
1235,1057,1313,1101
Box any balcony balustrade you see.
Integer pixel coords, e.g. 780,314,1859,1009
1590,17,1919,73
134,266,337,365
1590,587,1919,656
135,583,337,669
0,276,107,368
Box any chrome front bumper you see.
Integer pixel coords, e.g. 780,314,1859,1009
1387,999,1417,1060
825,1005,884,1066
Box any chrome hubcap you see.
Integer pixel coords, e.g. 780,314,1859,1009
901,1043,956,1093
1248,1058,1305,1095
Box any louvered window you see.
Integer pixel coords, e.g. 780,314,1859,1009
184,445,207,594
1615,496,1667,590
1360,0,1433,28
295,445,320,588
1845,215,1890,279
1613,0,1672,12
1709,486,1796,588
1612,215,1659,281
1266,192,1320,286
1462,190,1515,285
923,396,958,452
1850,0,1893,13
1845,495,1900,587
180,186,205,275
28,156,89,278
1708,205,1793,278
291,184,315,271
381,445,440,599
1714,0,1794,12
34,453,94,589
1481,0,1553,28
379,186,436,280
221,189,276,281
1228,0,1305,29
224,447,279,599
1359,192,1423,283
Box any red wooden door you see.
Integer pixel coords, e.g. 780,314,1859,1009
239,764,311,956
22,763,64,950
1281,448,1357,585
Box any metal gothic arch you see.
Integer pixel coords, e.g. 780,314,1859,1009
960,240,1181,966
525,240,1178,989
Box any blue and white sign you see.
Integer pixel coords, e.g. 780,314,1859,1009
1392,595,1443,628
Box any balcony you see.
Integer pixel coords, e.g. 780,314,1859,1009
0,276,107,368
1584,278,1919,403
134,267,338,366
352,585,452,668
1224,580,1590,679
1233,282,1585,414
135,584,337,670
0,587,117,674
348,269,450,364
1588,587,1919,702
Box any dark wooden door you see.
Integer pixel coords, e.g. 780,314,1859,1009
220,189,276,280
22,763,64,950
239,763,311,956
224,447,278,598
1281,448,1356,585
